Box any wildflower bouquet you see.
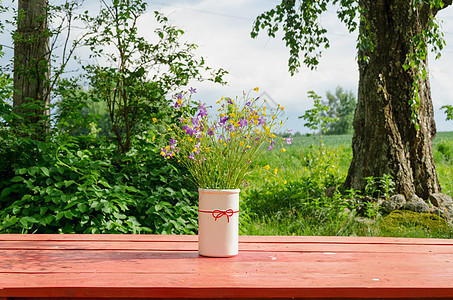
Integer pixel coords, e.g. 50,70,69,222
161,88,289,189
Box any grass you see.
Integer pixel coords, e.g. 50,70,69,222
240,131,453,238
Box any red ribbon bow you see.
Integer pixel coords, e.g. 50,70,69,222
199,209,239,223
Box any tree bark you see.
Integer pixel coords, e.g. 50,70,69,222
13,0,50,135
344,0,451,199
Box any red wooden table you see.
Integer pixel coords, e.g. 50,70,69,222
1,234,453,299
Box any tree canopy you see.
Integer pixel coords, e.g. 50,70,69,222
252,0,452,198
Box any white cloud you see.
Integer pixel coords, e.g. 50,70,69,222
2,0,451,133
155,0,452,133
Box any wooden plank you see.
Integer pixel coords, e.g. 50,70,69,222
1,240,453,255
1,235,453,299
2,281,453,299
0,234,197,242
1,248,452,274
2,234,453,245
1,250,453,285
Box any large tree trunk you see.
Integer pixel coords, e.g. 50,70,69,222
344,0,450,199
13,0,50,135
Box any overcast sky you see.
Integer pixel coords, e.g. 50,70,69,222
143,0,453,134
1,0,452,134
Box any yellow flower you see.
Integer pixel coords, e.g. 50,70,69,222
152,118,157,123
254,87,259,92
152,136,155,141
223,143,227,146
284,180,287,184
281,148,286,152
165,146,170,150
160,151,165,156
239,141,244,147
281,106,285,110
264,165,270,170
274,167,278,174
246,145,251,149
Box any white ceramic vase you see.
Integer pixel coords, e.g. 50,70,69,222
198,188,240,257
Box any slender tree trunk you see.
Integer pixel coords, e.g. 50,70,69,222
13,0,50,136
344,0,450,199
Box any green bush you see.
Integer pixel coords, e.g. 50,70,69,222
435,138,453,163
0,119,197,234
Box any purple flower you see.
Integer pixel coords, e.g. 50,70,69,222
220,116,229,125
188,152,195,160
197,109,208,118
174,94,183,108
187,128,196,137
267,146,274,151
178,117,184,123
246,101,251,107
208,128,214,136
191,117,199,126
238,118,248,127
227,98,234,105
189,87,197,93
183,125,196,137
255,137,261,141
227,124,235,131
257,117,266,126
286,137,293,145
270,140,276,146
169,138,177,145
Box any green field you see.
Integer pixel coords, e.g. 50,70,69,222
240,132,453,238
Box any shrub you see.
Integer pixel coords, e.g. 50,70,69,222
0,125,198,234
435,138,453,162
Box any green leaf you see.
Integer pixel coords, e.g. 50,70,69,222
40,207,48,216
11,176,25,183
28,166,39,176
65,180,75,187
40,166,50,177
56,211,65,220
2,216,19,228
77,203,88,213
64,211,73,220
